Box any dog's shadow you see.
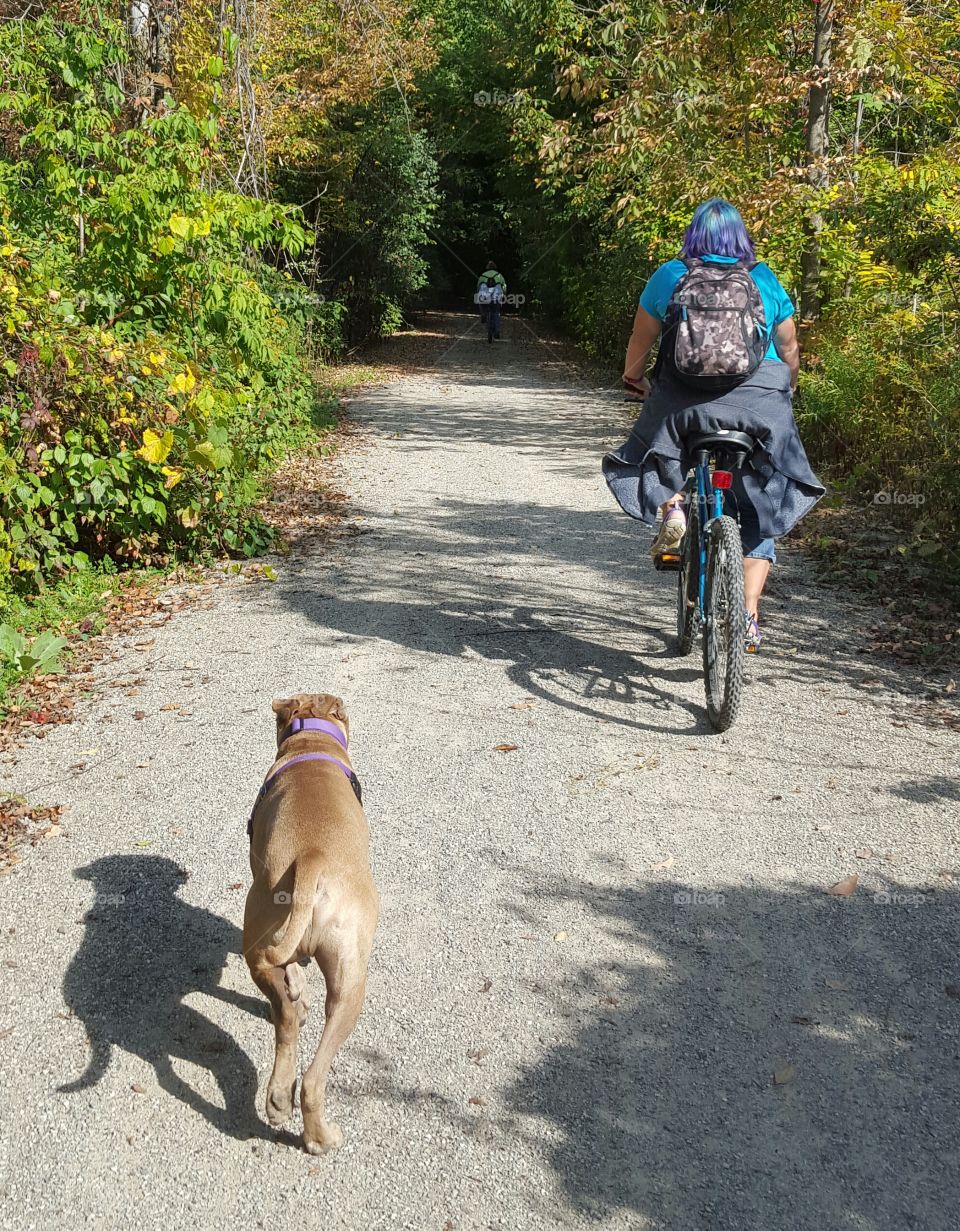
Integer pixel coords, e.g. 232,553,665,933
60,854,279,1141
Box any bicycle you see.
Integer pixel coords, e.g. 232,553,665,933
668,429,757,731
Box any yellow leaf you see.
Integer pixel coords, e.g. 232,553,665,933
161,466,184,489
136,429,174,465
168,370,197,395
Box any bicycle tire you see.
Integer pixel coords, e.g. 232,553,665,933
676,495,700,655
702,515,746,731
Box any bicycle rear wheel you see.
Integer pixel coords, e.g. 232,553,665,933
676,496,700,655
702,515,746,731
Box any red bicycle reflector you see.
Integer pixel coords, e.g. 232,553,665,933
711,470,733,489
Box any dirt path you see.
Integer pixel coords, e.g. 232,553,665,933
2,312,958,1230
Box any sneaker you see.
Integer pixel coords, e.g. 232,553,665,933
650,508,686,560
745,614,762,654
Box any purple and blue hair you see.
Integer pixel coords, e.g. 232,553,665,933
681,198,755,262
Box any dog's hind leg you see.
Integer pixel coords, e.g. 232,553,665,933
251,963,304,1127
300,940,371,1154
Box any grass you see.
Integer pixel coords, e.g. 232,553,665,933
0,562,162,714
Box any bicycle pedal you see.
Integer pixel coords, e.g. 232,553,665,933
654,553,681,572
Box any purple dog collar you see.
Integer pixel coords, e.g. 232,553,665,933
280,717,348,751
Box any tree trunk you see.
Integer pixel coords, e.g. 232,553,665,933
799,0,833,321
128,0,176,113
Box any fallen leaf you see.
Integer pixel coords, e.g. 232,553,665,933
945,985,960,1000
130,1083,147,1094
509,700,536,711
770,794,783,802
133,640,155,651
855,847,874,860
773,1064,796,1086
553,931,568,942
468,1095,486,1107
228,882,242,890
133,710,147,721
467,1048,489,1065
790,1015,818,1026
651,855,674,870
494,743,519,753
600,994,620,1006
946,679,956,695
159,703,180,712
478,978,492,993
836,709,849,717
826,874,858,897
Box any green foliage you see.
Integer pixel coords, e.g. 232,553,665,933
278,115,440,343
414,0,960,553
0,9,326,597
0,626,66,678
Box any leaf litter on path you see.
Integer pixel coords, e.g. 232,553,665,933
826,874,859,897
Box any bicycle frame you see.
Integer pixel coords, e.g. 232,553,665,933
690,460,726,615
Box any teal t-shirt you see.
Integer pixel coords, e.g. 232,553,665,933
639,254,794,362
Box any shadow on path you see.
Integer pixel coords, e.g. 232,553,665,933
505,873,960,1230
60,855,273,1141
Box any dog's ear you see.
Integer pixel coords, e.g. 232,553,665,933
326,695,348,724
271,697,297,726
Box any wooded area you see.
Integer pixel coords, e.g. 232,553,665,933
2,0,958,628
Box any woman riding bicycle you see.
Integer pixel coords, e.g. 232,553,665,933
603,198,824,652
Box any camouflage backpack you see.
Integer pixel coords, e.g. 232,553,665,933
661,258,767,392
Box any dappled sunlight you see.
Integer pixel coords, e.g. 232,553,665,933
502,871,960,1227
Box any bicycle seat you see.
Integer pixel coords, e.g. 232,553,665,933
684,430,756,454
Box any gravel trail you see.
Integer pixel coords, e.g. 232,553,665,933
2,312,958,1231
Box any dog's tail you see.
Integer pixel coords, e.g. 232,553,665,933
263,856,324,969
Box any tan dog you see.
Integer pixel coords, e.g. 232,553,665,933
243,693,378,1153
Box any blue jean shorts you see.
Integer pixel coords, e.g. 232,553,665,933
727,473,776,564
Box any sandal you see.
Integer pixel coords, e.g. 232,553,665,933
745,614,762,654
650,506,686,560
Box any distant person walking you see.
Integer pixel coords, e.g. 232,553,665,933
475,262,507,342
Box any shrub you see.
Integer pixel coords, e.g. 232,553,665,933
0,8,328,601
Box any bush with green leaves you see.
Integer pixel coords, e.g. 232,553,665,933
0,8,328,600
